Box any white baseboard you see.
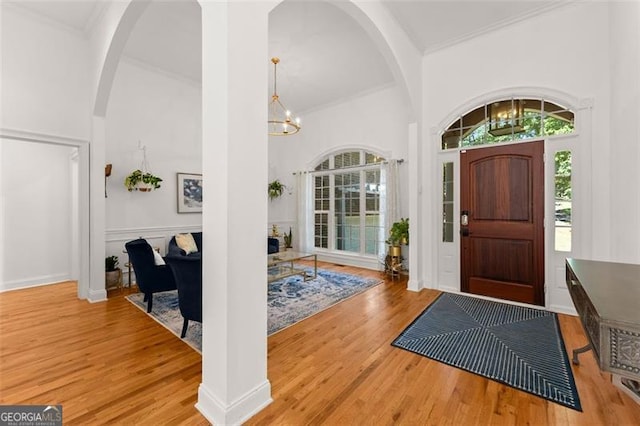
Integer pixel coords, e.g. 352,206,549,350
438,284,459,293
316,252,382,271
407,277,424,292
0,273,70,292
548,304,577,316
88,288,107,303
196,380,272,425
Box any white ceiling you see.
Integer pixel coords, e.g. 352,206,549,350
7,0,565,113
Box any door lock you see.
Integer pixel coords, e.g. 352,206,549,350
461,210,469,226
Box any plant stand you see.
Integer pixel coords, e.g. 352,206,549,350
106,268,123,290
385,246,402,279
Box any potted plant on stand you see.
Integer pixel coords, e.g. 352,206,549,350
385,218,409,276
105,255,122,290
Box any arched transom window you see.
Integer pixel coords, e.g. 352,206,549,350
442,98,575,149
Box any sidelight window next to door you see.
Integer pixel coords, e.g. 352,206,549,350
554,150,572,252
441,152,574,251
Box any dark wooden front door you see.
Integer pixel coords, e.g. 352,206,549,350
460,141,545,306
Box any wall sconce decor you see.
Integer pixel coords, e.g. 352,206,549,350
105,163,112,198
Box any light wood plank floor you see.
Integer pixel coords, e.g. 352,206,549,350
1,263,639,425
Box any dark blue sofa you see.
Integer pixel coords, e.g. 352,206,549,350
169,232,279,256
168,232,202,259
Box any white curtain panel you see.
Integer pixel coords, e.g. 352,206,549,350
296,172,314,253
379,159,400,264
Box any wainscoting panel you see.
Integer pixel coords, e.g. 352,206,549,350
106,225,202,286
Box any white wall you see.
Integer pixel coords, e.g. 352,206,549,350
0,5,91,139
104,59,202,271
421,2,612,312
609,1,640,264
426,3,612,257
1,139,74,291
1,5,203,290
268,84,410,249
0,6,91,292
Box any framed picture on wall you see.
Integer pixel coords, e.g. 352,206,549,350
177,173,203,213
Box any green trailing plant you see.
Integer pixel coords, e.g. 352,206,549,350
283,227,293,248
105,255,119,272
386,217,409,246
268,179,286,200
124,169,163,192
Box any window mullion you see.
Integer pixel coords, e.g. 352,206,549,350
328,173,335,251
360,169,366,255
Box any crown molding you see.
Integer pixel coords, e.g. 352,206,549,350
83,1,109,37
423,1,573,56
297,81,398,116
4,2,85,38
120,55,202,89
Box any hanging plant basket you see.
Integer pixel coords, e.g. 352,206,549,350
268,179,286,200
124,169,163,192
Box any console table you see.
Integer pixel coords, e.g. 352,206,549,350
565,258,640,383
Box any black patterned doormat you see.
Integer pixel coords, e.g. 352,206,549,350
392,293,582,411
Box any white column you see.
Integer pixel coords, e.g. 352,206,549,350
197,2,273,424
77,140,91,300
407,121,423,291
88,116,107,302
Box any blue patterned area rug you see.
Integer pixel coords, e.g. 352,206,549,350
268,268,382,334
125,268,382,350
392,293,582,411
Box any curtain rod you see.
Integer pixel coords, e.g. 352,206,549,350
293,158,404,175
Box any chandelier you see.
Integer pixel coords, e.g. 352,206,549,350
488,99,525,136
268,57,300,136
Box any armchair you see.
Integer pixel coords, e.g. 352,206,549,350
165,255,202,338
124,238,177,313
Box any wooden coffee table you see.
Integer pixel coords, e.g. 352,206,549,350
268,251,317,283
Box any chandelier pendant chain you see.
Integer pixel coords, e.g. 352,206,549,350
272,57,278,100
268,57,300,136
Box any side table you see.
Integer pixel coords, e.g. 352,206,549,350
124,261,133,288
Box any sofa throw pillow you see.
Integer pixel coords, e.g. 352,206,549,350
152,250,166,266
175,233,198,255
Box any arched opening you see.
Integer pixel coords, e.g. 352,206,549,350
435,92,582,308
